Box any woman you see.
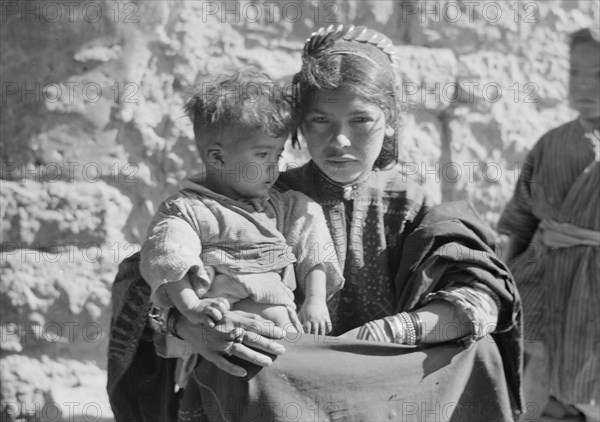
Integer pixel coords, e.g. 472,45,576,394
108,25,522,422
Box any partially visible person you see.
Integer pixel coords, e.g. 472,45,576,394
498,27,600,421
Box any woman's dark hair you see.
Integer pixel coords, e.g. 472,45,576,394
292,25,401,170
569,27,600,51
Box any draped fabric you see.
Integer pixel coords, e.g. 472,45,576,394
498,119,600,405
107,253,179,422
181,337,513,422
108,162,523,421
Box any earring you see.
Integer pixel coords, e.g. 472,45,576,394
385,126,395,137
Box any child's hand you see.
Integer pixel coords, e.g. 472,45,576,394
298,300,332,335
163,277,230,327
186,297,231,327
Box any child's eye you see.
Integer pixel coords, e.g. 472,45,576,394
310,116,329,123
352,116,372,123
256,152,269,158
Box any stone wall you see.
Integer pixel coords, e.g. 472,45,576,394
1,0,598,420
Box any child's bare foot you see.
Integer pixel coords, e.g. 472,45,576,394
299,300,332,334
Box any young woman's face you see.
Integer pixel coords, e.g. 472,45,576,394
300,89,387,184
569,40,600,122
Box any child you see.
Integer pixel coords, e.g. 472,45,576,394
140,68,344,343
498,27,599,421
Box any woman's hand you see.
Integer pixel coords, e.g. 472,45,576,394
175,308,286,377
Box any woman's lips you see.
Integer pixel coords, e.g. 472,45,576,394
326,155,357,163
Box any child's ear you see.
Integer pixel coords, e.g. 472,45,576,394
205,145,225,165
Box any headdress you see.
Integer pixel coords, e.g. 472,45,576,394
302,24,398,77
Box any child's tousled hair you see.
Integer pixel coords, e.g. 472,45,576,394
185,67,292,156
292,25,401,170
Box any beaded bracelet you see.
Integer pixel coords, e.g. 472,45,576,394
407,312,423,344
396,312,424,345
398,312,416,345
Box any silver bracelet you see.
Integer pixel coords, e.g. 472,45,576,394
148,306,182,339
398,312,416,345
384,315,406,344
148,306,169,335
166,308,183,339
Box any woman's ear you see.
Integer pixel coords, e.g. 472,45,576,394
205,145,225,166
385,126,395,138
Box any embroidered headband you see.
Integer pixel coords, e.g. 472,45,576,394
302,24,397,75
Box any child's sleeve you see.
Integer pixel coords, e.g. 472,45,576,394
282,191,344,299
139,197,212,307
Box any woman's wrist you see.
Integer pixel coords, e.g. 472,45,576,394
166,307,183,339
147,305,184,340
357,312,424,345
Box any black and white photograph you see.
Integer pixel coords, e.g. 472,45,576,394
1,1,598,421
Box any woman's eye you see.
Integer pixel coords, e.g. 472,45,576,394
256,152,268,158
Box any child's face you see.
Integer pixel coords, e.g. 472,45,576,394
569,40,600,122
218,130,286,200
300,89,387,184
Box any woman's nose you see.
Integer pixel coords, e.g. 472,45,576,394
332,134,351,148
330,124,351,148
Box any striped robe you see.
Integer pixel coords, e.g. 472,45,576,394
498,119,600,405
